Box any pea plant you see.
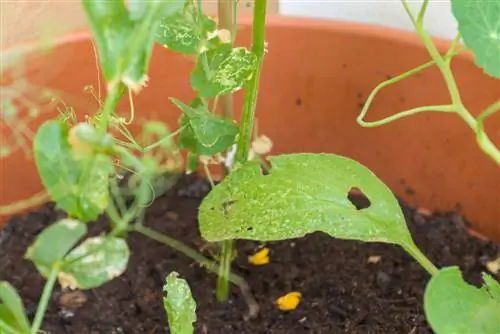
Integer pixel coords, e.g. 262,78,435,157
198,0,500,333
0,0,499,334
1,0,265,332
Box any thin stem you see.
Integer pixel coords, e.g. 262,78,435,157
417,0,429,24
403,243,439,276
0,190,50,216
31,265,59,334
400,0,500,165
132,225,259,318
98,84,125,135
143,127,182,152
234,0,268,165
202,163,216,188
359,105,455,128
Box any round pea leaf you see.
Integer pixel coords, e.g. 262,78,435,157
451,0,500,78
424,266,500,333
59,236,130,290
24,219,87,277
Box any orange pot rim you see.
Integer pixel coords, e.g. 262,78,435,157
3,15,472,62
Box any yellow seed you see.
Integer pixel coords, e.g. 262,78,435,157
486,256,500,274
276,292,302,311
248,247,270,266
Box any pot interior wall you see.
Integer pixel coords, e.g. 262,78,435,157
1,18,499,240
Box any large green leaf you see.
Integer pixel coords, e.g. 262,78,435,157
82,0,131,83
0,282,30,333
156,1,217,54
163,272,196,334
424,266,500,333
199,153,414,247
451,0,500,78
33,121,114,221
25,219,87,277
172,98,238,155
59,236,130,290
83,0,184,89
191,45,257,97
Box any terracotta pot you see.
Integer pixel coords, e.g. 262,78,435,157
1,17,499,241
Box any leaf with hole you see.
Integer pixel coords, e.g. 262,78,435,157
0,282,31,334
34,121,114,222
156,1,217,54
163,272,197,334
199,153,415,249
172,98,238,155
25,219,87,277
451,0,500,78
59,236,130,290
424,266,500,333
191,45,257,97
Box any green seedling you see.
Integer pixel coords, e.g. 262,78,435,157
163,272,197,334
1,0,498,333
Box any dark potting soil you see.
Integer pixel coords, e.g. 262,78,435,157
1,174,499,334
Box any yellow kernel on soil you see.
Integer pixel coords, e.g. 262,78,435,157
276,292,302,311
486,256,500,275
248,247,270,266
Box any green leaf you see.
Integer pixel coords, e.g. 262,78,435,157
172,98,238,155
25,219,87,277
191,45,257,97
163,272,196,334
59,236,130,290
156,2,217,54
33,121,114,222
424,266,500,333
199,153,414,246
0,282,30,333
82,0,131,82
83,0,184,89
451,0,500,78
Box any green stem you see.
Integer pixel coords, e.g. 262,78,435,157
401,0,500,165
216,0,237,303
234,0,267,165
403,243,439,276
0,190,50,216
132,225,258,318
31,265,59,334
98,84,125,135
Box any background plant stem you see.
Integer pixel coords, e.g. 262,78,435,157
234,0,267,164
401,0,500,165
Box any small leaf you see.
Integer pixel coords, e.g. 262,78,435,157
451,0,500,78
34,121,114,221
191,45,257,97
424,266,500,333
25,219,87,277
156,2,217,54
172,98,238,155
0,282,31,333
163,272,196,334
199,153,414,248
60,236,130,290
